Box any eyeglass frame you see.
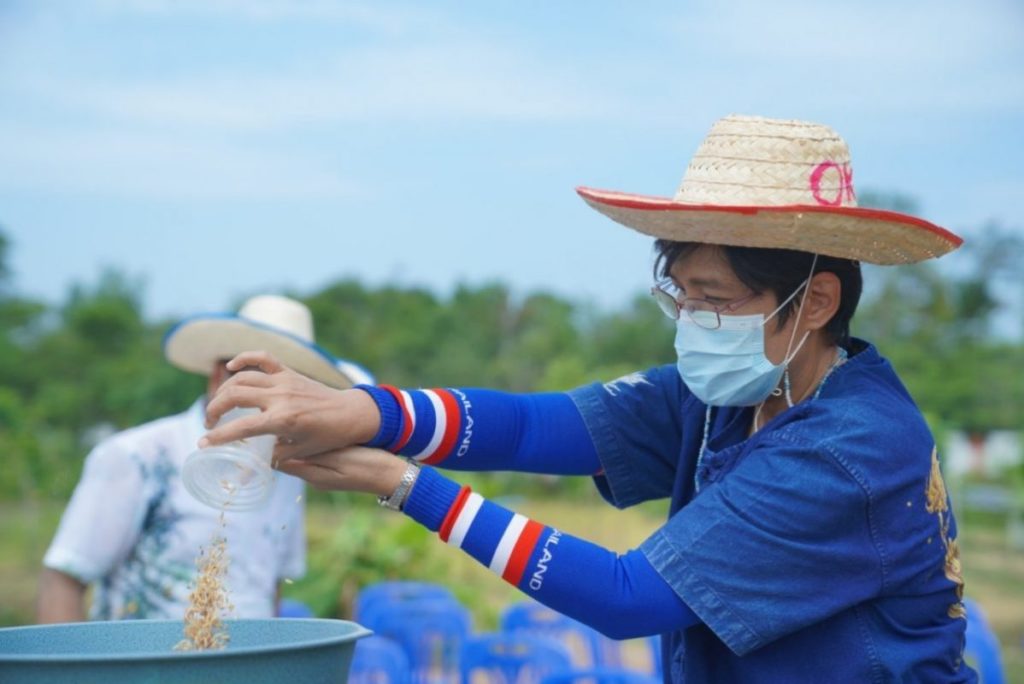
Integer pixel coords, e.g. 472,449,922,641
650,280,760,329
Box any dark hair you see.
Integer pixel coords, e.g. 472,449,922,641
653,240,862,346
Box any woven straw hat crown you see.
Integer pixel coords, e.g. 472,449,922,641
673,115,855,208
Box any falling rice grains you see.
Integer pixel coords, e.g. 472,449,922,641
174,512,234,651
173,483,305,651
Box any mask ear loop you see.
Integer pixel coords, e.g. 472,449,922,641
780,252,819,372
755,254,819,429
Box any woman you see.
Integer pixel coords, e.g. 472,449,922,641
201,115,974,682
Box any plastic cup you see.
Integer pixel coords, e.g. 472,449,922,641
182,408,276,511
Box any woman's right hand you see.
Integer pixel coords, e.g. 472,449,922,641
199,350,382,464
276,446,409,496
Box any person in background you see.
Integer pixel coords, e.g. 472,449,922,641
202,116,974,681
37,294,372,622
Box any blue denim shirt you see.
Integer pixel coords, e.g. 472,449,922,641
569,340,975,683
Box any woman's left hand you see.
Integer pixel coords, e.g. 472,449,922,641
276,446,408,496
200,351,381,464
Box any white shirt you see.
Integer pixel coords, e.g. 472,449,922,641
44,399,306,620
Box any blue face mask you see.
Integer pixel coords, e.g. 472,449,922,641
674,281,810,407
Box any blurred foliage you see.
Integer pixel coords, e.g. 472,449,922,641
0,219,1022,503
3,221,1023,670
0,225,676,502
855,224,1024,432
287,500,445,619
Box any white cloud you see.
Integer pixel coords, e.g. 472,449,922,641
672,0,1022,64
0,5,625,199
9,41,621,133
0,121,364,200
13,0,1020,142
1,0,1021,209
663,0,1024,115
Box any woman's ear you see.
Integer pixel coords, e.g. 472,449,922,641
804,271,841,332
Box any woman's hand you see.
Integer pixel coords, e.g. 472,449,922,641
200,351,381,463
277,446,408,496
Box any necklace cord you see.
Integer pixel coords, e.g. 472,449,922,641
707,344,848,492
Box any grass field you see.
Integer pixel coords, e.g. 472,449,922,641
2,494,1022,680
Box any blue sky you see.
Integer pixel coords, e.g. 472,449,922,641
1,0,1022,322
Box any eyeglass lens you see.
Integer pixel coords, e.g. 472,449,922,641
651,286,723,329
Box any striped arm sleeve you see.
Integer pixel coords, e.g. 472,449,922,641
404,467,700,640
357,385,600,475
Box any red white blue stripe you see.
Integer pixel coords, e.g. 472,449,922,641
360,385,601,475
380,386,464,465
399,466,701,639
439,485,545,586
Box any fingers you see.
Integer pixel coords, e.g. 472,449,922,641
203,378,274,428
223,369,277,388
199,410,268,448
226,351,286,375
275,447,399,494
276,460,336,490
270,440,307,468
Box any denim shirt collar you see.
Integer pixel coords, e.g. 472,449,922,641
693,338,880,492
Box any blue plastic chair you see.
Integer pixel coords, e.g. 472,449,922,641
963,598,1005,684
355,581,456,625
349,635,412,684
277,598,315,618
648,636,662,678
500,601,606,669
461,633,573,684
362,597,472,684
540,668,662,684
599,636,661,678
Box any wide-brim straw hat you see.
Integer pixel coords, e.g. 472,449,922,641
163,294,371,389
577,114,962,264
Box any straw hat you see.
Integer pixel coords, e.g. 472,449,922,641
163,294,366,389
577,114,962,264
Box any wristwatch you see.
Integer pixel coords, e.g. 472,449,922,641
377,460,421,511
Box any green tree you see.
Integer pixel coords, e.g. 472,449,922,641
854,219,1024,431
0,218,1021,501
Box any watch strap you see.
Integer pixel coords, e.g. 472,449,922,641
377,460,420,511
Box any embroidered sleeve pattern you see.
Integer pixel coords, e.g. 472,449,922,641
403,467,699,639
357,384,600,475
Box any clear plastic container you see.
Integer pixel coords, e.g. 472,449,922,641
182,408,276,511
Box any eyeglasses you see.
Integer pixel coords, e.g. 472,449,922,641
650,280,758,329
